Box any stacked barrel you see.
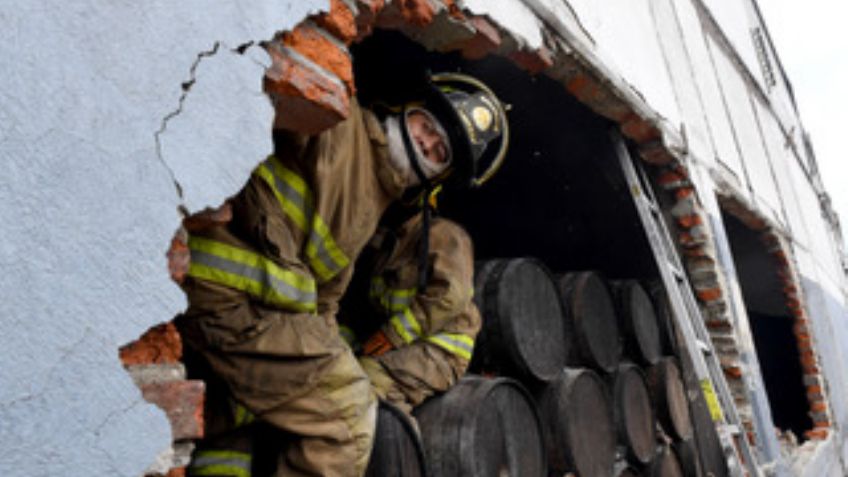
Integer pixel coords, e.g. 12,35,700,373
368,257,702,476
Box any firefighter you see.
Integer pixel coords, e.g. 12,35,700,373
175,71,509,477
352,212,480,417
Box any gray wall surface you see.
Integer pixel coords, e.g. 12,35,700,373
0,1,327,475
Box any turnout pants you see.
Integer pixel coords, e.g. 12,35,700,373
178,299,377,477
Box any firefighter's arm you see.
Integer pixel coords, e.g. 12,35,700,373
168,203,233,284
397,220,475,339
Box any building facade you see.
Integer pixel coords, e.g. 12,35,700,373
2,0,846,475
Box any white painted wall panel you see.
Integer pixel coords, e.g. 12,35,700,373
464,0,545,50
700,0,763,89
0,1,326,476
565,0,681,128
679,15,739,169
649,0,715,162
793,162,844,286
710,39,784,223
756,99,808,238
704,36,749,182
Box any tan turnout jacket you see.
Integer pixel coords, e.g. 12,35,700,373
360,215,481,414
178,100,407,477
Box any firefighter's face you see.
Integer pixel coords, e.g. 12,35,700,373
406,111,449,165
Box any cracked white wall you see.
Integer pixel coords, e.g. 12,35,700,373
0,1,327,476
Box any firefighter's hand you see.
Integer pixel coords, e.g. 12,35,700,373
167,227,190,284
183,202,233,232
362,330,394,357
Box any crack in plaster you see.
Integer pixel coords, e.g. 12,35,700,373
0,328,93,409
153,42,223,209
153,40,269,216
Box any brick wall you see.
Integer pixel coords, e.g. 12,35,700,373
721,195,832,442
120,322,204,476
124,0,833,471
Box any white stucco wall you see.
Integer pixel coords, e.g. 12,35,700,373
0,1,327,475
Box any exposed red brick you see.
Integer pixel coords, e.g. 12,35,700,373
637,139,675,165
281,24,354,94
446,16,502,60
442,0,465,20
705,319,734,331
565,73,631,122
388,0,436,26
677,214,703,229
804,428,829,440
682,246,712,259
314,0,358,44
675,187,694,200
621,113,660,144
120,322,183,366
508,46,554,75
166,468,186,477
810,401,828,413
141,380,205,440
657,169,687,189
265,42,351,134
724,366,744,380
354,0,386,39
696,287,723,302
800,354,818,370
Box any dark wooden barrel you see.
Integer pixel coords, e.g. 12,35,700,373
365,400,427,477
672,439,700,477
648,445,685,477
536,368,616,476
415,376,546,477
471,258,568,383
612,280,663,365
558,271,621,373
610,363,656,465
646,281,678,356
646,358,693,441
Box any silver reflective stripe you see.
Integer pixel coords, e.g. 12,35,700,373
385,293,412,311
307,230,344,278
390,308,422,344
261,157,346,280
189,451,251,477
427,333,474,360
264,157,310,220
192,249,316,305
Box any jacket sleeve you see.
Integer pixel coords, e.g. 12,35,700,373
385,219,480,342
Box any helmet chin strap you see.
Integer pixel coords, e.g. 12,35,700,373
400,106,433,290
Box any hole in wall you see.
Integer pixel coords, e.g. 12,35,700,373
721,211,813,440
353,29,659,278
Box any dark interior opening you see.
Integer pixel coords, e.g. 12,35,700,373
721,211,813,439
351,30,658,280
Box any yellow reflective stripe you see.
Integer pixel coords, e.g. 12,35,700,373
255,161,309,231
306,216,350,282
427,333,475,360
370,277,417,312
189,450,251,477
255,156,348,282
188,236,316,312
339,325,357,346
389,307,422,344
233,404,255,428
370,276,386,301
